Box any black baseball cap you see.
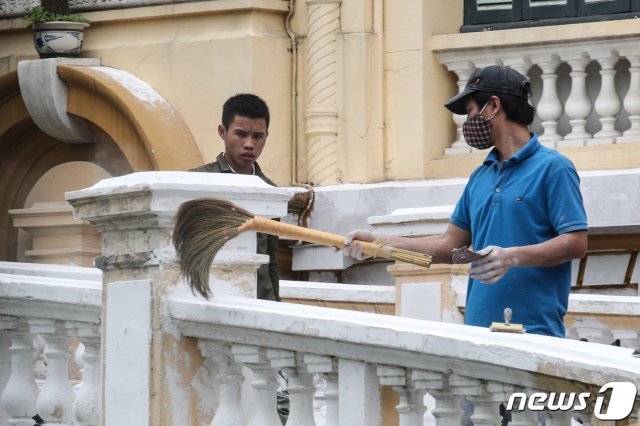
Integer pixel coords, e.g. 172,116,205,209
444,65,531,115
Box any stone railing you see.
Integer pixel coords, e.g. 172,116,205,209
433,34,640,154
1,172,640,425
0,262,101,425
2,261,639,425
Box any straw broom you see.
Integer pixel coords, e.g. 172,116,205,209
172,198,432,298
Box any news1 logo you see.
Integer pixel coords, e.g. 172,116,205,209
506,382,638,421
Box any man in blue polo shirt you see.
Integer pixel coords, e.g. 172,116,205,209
343,65,588,338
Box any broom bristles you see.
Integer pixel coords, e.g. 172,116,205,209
173,198,254,299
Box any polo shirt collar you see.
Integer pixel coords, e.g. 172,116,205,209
215,151,265,177
482,132,540,166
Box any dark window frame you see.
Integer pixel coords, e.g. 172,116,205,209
462,0,640,32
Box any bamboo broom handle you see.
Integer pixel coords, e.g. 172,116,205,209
244,216,401,260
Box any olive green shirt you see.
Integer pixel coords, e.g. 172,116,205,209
190,153,280,301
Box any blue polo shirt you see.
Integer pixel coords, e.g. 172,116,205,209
450,134,588,337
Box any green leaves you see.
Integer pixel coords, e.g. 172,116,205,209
24,6,90,25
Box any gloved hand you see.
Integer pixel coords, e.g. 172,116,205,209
468,245,518,284
342,230,376,260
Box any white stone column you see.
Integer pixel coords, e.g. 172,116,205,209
532,54,563,148
618,54,640,143
29,319,75,425
338,358,380,425
588,50,622,145
412,370,462,426
377,365,425,426
232,344,281,426
0,317,39,426
268,349,315,426
561,52,592,147
304,353,338,426
200,341,245,426
444,62,476,155
66,322,101,426
305,0,342,185
66,172,296,426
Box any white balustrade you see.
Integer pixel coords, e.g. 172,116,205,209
169,294,640,426
3,170,640,425
434,37,640,153
0,262,101,425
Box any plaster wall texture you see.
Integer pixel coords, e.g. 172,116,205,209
3,0,639,190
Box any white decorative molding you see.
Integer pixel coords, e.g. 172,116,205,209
305,0,341,185
17,58,99,144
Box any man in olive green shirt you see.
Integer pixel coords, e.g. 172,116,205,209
191,94,280,301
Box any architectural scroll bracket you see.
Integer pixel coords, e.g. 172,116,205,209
17,58,100,144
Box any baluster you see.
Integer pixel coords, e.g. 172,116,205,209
618,54,640,143
66,321,101,426
231,344,281,426
561,52,592,147
532,54,563,148
450,375,501,426
0,317,39,426
199,341,245,426
444,61,476,155
29,319,74,425
377,365,425,426
304,354,338,426
412,370,463,426
268,349,315,426
588,50,622,145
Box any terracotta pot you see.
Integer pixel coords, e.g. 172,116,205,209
33,21,90,59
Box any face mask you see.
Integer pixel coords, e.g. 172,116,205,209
462,102,496,150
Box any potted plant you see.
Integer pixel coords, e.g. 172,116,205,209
24,0,90,59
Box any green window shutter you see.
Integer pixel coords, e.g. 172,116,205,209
523,0,578,19
464,0,522,25
578,0,630,15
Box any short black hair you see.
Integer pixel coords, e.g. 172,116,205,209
470,91,535,126
221,93,270,129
